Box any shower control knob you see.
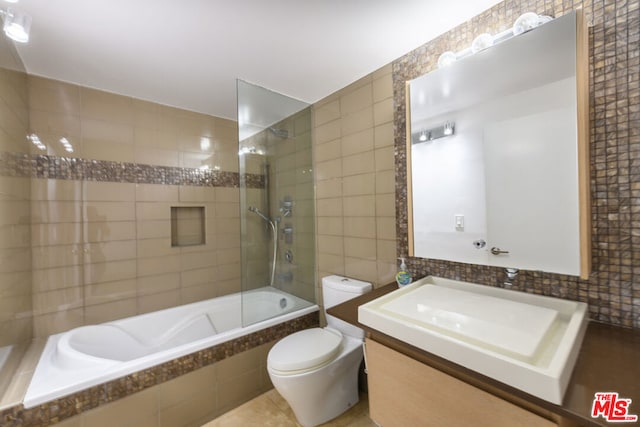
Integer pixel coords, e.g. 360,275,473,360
284,250,293,263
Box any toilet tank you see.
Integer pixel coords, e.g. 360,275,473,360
322,275,372,339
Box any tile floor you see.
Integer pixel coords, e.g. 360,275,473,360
204,389,376,427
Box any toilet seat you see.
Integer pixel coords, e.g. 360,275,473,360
268,328,343,375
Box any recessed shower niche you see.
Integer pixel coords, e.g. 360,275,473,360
171,206,206,247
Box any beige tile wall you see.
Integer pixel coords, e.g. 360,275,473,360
26,77,241,337
30,179,241,337
27,76,238,172
52,341,274,427
313,64,397,291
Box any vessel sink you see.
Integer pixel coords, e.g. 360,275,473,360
358,276,588,404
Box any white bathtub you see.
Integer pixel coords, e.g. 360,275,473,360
24,287,318,408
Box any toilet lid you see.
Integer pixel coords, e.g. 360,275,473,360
268,328,343,372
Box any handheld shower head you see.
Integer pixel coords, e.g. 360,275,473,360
248,206,271,223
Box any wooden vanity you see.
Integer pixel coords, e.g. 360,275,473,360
327,284,640,427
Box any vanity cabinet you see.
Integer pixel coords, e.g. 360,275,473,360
364,338,556,427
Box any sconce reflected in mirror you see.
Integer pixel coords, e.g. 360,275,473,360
412,121,455,144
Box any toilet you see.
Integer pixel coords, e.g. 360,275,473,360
267,275,372,427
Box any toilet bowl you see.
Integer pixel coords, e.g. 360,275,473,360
267,275,372,427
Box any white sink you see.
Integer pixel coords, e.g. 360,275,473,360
358,276,588,404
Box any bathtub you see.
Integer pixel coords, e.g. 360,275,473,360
24,287,318,408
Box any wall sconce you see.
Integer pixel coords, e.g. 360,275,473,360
437,12,552,69
412,121,455,144
1,7,32,43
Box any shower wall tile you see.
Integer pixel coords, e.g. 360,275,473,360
27,76,80,116
83,259,137,285
0,199,30,225
181,267,217,288
137,238,175,258
181,282,219,305
84,201,136,222
137,273,180,296
30,178,80,200
85,240,137,263
84,279,137,306
84,297,137,324
84,181,135,201
30,200,82,223
137,254,181,277
83,140,135,163
32,265,82,293
31,244,81,270
138,289,181,314
85,221,136,243
137,220,171,239
32,287,83,316
81,88,134,124
32,308,83,339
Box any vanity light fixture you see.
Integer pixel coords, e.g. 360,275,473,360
413,121,455,144
1,7,31,43
437,12,552,69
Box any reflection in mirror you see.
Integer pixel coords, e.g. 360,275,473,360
407,11,590,278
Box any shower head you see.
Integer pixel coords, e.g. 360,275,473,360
268,127,289,139
248,206,271,223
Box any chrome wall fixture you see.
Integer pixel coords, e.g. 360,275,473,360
0,2,31,43
413,121,455,144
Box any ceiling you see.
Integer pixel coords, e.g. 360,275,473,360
12,0,502,120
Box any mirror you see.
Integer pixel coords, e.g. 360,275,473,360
407,11,590,278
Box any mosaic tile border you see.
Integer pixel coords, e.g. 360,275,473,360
0,311,318,427
392,0,640,328
0,152,265,189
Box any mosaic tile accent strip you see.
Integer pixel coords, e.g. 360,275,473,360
0,311,318,427
393,0,640,328
0,152,265,189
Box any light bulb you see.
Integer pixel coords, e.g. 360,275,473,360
437,51,457,68
471,33,494,53
513,12,540,36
